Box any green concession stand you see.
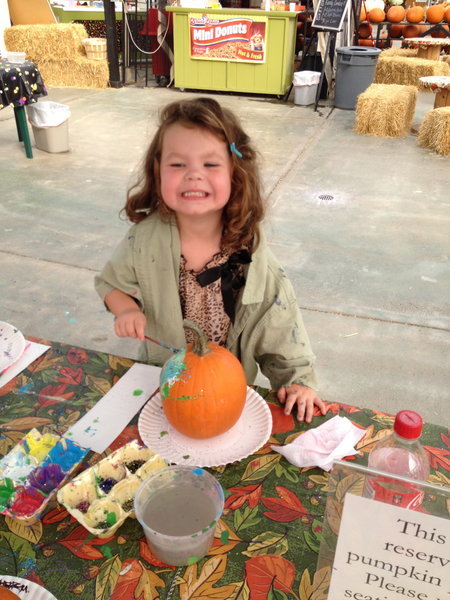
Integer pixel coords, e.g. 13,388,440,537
166,7,298,96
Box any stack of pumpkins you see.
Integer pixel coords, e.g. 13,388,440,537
358,1,450,48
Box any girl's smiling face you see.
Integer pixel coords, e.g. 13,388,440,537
159,123,232,221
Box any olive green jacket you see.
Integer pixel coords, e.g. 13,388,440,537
94,215,317,391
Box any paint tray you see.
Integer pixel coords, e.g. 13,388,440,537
57,440,168,538
0,428,89,525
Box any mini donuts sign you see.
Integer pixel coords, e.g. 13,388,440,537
189,14,267,63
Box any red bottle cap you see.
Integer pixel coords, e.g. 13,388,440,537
393,410,423,439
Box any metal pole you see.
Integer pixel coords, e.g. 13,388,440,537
103,0,122,88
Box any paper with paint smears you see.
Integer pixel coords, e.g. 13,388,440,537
0,340,50,389
65,363,161,453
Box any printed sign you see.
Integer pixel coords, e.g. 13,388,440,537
327,493,450,600
189,13,267,63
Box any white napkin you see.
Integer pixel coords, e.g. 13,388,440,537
271,415,367,471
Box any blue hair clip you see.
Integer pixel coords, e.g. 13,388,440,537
229,142,243,158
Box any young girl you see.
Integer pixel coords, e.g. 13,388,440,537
95,97,325,423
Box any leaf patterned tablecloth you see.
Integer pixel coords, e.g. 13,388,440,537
0,339,448,600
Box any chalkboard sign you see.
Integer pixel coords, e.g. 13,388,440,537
312,0,349,31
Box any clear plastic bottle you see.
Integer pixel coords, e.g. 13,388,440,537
364,410,429,510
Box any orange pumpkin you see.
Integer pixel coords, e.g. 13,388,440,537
360,6,367,21
160,320,247,439
358,22,372,38
358,39,375,46
431,23,449,36
389,24,404,38
406,6,424,23
0,586,22,600
426,4,445,23
369,7,386,22
403,24,420,37
386,6,405,22
445,6,450,23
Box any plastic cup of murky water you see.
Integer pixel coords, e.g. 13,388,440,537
134,465,224,566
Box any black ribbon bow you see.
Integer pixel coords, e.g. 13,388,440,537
196,249,252,323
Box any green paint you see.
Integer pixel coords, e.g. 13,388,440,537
161,382,170,399
220,530,229,544
133,389,143,396
159,349,187,399
186,556,199,565
160,431,168,437
183,455,190,460
103,546,113,558
106,511,117,526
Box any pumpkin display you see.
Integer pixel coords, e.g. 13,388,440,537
386,5,406,22
160,320,247,439
369,7,386,22
406,6,424,22
360,6,367,21
426,4,445,23
358,39,375,46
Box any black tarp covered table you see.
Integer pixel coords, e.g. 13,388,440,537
0,58,47,158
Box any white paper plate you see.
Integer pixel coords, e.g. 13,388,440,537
0,576,58,600
138,387,272,468
0,321,26,372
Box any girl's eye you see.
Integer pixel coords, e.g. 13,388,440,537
169,162,184,168
205,163,219,168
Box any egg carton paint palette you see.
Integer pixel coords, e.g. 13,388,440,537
57,440,167,538
0,428,89,525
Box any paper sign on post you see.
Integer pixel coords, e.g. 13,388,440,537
327,493,450,599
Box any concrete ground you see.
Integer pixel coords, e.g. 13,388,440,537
0,82,448,427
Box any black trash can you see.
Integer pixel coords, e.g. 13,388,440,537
334,46,381,110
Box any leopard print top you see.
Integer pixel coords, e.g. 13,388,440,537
179,249,244,346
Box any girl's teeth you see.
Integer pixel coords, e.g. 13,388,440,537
183,191,206,197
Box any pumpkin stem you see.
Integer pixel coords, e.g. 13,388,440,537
182,320,211,357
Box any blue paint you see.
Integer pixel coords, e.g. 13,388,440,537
192,468,204,476
41,438,89,472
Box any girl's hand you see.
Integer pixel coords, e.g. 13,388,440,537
277,384,326,424
114,309,147,342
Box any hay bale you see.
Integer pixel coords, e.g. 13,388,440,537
442,55,450,66
354,83,417,137
4,24,87,62
418,107,450,156
380,48,419,58
36,57,109,89
375,56,450,87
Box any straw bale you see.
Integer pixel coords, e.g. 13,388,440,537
374,56,450,87
36,57,109,89
354,83,417,137
380,48,418,58
4,24,87,62
442,55,450,66
418,107,450,156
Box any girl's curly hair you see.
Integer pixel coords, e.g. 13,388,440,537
124,97,265,251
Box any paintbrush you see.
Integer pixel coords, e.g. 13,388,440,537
144,335,179,354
